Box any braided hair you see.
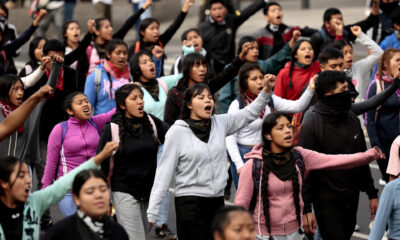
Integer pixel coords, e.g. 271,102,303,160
114,84,157,155
260,112,303,237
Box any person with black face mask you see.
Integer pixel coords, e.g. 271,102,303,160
298,71,379,240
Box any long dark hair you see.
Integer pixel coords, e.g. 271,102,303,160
139,18,160,42
176,53,207,94
260,112,302,237
288,40,312,89
0,74,23,103
129,50,154,82
238,62,264,108
0,156,25,196
28,36,46,62
181,83,212,120
72,169,108,197
114,84,157,154
62,20,80,46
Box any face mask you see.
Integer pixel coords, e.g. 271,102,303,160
321,90,352,113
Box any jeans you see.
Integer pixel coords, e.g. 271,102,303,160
113,191,150,240
230,144,253,189
256,230,305,240
58,193,77,216
64,1,76,22
156,144,170,227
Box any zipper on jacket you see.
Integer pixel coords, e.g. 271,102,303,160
80,123,90,159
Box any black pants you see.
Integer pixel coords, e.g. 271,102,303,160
377,140,391,182
175,196,224,240
314,193,359,240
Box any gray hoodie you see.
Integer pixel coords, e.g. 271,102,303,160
147,90,271,223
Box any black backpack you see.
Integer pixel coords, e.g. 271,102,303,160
248,149,305,213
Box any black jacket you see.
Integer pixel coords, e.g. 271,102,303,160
43,214,129,240
299,102,378,213
98,114,169,201
198,0,265,73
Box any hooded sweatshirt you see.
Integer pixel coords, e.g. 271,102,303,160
41,109,115,188
234,144,380,236
147,90,272,223
274,61,320,100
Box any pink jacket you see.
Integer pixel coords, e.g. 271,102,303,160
41,108,115,188
387,135,400,177
234,144,380,236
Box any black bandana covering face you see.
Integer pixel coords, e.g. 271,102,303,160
320,90,352,113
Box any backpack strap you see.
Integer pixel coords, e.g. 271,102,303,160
156,78,168,94
60,121,69,144
147,114,158,140
86,44,94,65
58,121,69,177
249,158,262,213
134,41,141,54
235,96,245,110
88,118,101,135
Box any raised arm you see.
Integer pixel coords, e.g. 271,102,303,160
0,85,53,142
2,10,47,58
113,0,152,39
351,26,383,70
234,0,265,27
272,75,315,113
33,141,118,216
64,20,96,65
351,77,400,115
159,0,194,46
225,75,274,136
20,57,49,88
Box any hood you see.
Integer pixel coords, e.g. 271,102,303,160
243,143,264,160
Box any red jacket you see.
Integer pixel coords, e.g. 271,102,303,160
274,61,320,100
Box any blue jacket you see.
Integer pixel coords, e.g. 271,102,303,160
369,178,400,240
365,80,400,149
380,32,400,51
84,63,130,115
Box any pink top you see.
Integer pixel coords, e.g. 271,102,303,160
387,136,400,177
41,108,115,188
234,144,380,236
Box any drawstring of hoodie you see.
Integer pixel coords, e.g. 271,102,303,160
7,132,18,156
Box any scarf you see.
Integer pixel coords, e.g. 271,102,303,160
124,116,144,138
268,23,280,32
45,67,64,91
0,100,23,133
76,210,110,240
324,26,343,41
295,62,312,69
245,92,265,118
103,60,130,81
320,90,352,114
141,79,160,101
262,148,296,181
184,118,211,142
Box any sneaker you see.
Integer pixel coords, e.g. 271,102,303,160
379,178,387,186
155,224,177,239
354,224,360,231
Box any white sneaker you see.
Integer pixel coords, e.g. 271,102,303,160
379,178,387,186
354,224,360,231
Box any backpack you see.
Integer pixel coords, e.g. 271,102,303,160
106,114,158,183
248,149,305,213
57,119,101,176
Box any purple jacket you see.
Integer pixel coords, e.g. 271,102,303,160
41,109,115,188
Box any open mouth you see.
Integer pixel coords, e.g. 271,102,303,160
138,106,144,113
258,86,263,92
16,97,23,103
204,105,212,114
198,73,206,80
277,16,281,20
284,135,292,141
149,67,155,74
304,55,311,60
83,107,90,114
25,187,30,196
74,34,79,38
